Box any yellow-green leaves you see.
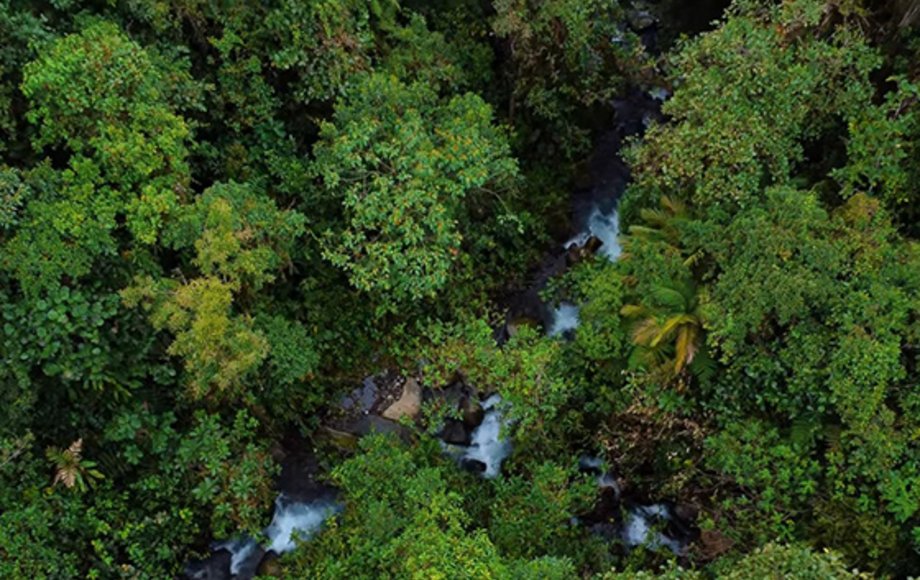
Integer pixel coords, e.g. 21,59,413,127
123,182,304,400
122,276,269,400
170,181,305,291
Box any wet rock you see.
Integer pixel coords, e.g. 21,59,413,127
321,426,359,451
440,419,471,446
505,315,540,339
382,377,422,421
351,415,408,437
257,551,281,577
582,487,621,526
424,380,465,409
274,442,337,504
584,235,604,255
588,522,619,541
358,378,379,409
229,544,266,580
461,395,484,429
450,378,469,396
460,457,487,474
674,503,699,523
184,548,232,580
425,380,483,425
627,3,657,31
566,235,604,265
340,376,379,413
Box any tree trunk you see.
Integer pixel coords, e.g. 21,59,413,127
897,0,920,28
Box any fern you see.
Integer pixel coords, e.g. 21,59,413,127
46,438,103,492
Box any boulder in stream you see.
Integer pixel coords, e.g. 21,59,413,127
566,235,604,265
339,376,379,413
460,457,488,474
349,415,410,439
324,415,412,449
440,419,471,446
461,394,484,428
256,551,281,577
184,548,233,580
381,377,422,421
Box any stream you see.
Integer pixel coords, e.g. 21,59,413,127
185,10,700,579
186,87,688,580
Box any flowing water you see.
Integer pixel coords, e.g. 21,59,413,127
457,394,513,479
263,497,341,554
547,302,581,337
565,206,623,262
187,493,340,579
188,30,687,579
621,504,685,554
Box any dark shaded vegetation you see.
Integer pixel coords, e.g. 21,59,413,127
1,0,919,578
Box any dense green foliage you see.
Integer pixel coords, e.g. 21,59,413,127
2,0,919,578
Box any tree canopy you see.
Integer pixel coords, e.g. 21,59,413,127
1,0,919,578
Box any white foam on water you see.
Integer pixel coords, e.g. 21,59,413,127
578,456,605,471
579,455,622,497
565,206,622,262
622,508,653,546
621,504,682,554
218,537,258,576
565,231,590,249
598,473,621,497
648,87,670,102
265,497,340,554
548,302,580,337
462,395,512,478
589,207,622,261
217,494,340,575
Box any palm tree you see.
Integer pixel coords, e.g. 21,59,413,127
629,195,688,246
620,279,711,386
627,195,703,268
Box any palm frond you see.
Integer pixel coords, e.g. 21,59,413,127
628,225,666,241
632,317,662,346
674,325,699,372
650,314,696,348
688,346,716,382
683,250,705,268
660,195,687,217
620,303,649,318
650,285,688,311
638,208,672,228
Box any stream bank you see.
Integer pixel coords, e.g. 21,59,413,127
184,3,735,576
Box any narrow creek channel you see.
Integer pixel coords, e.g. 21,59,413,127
185,12,708,580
